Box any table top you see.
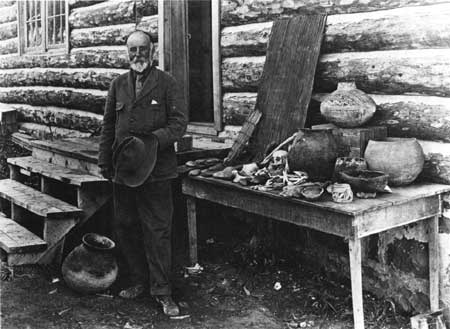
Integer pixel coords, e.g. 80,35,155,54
183,176,450,217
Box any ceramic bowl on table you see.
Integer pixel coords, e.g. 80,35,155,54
339,170,390,193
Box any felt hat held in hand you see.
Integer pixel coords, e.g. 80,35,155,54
112,135,158,187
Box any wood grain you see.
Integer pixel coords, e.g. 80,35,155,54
248,14,327,161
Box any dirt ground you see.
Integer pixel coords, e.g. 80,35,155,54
0,139,411,329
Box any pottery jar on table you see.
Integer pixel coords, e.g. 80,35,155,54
364,138,425,186
320,82,376,128
62,233,118,294
287,129,339,180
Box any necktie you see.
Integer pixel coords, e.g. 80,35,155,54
135,74,144,97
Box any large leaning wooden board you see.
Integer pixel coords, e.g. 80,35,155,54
248,13,327,161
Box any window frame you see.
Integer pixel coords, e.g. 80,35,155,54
17,0,69,55
158,0,222,135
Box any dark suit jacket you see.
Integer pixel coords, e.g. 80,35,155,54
98,66,187,182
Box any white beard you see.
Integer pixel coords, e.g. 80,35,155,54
130,61,149,73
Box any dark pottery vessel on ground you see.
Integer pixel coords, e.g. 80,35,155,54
339,170,389,193
62,233,118,294
287,129,339,180
364,138,424,186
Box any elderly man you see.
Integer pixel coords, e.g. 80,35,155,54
98,30,187,316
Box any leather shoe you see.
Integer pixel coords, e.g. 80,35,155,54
155,295,180,316
118,284,145,299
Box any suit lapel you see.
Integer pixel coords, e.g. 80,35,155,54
135,66,158,102
127,71,135,100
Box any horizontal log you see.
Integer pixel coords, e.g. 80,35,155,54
0,87,107,114
0,1,15,9
369,95,450,143
70,15,157,48
222,92,322,127
69,0,106,10
419,140,450,184
221,4,450,56
0,4,16,25
5,103,103,133
0,37,17,55
136,15,158,39
0,45,158,69
18,122,91,140
221,0,449,26
0,67,126,90
222,49,450,97
0,21,17,41
316,49,450,96
69,0,157,29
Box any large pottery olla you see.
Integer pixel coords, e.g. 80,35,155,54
364,138,425,186
62,233,118,294
320,82,376,128
287,129,339,180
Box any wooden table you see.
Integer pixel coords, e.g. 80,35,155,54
182,176,450,329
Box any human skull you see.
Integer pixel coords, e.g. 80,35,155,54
272,150,288,167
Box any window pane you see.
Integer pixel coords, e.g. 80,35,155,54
55,1,61,16
48,0,54,17
48,17,54,45
55,15,61,44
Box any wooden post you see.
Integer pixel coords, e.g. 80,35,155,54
8,164,21,182
41,177,51,194
186,196,198,265
429,214,440,311
349,236,365,329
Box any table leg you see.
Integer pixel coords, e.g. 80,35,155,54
186,196,198,266
349,237,364,329
428,214,440,311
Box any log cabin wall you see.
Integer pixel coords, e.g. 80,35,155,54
0,0,157,139
217,0,450,314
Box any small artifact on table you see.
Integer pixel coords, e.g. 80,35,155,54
188,169,201,176
339,170,391,193
233,170,250,186
334,157,367,180
327,183,353,203
250,168,270,185
300,184,324,201
356,191,377,199
241,162,259,176
280,185,304,198
212,167,236,180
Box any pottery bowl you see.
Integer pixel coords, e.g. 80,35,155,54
300,185,324,201
339,170,389,193
82,233,115,251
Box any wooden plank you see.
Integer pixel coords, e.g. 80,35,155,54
248,14,327,161
349,237,364,329
18,122,92,140
186,196,198,265
0,21,17,41
11,132,36,150
0,179,83,219
224,110,262,165
429,214,440,311
0,4,16,25
0,37,17,55
356,195,441,238
0,215,47,253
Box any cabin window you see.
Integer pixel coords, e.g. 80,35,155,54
17,0,69,55
159,0,222,135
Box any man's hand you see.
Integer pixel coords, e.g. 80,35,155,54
100,165,113,180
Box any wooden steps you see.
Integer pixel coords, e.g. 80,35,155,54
0,215,47,254
0,179,83,219
7,156,107,187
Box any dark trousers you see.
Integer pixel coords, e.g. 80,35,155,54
113,179,173,296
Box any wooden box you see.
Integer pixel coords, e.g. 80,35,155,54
311,124,387,157
410,309,446,329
